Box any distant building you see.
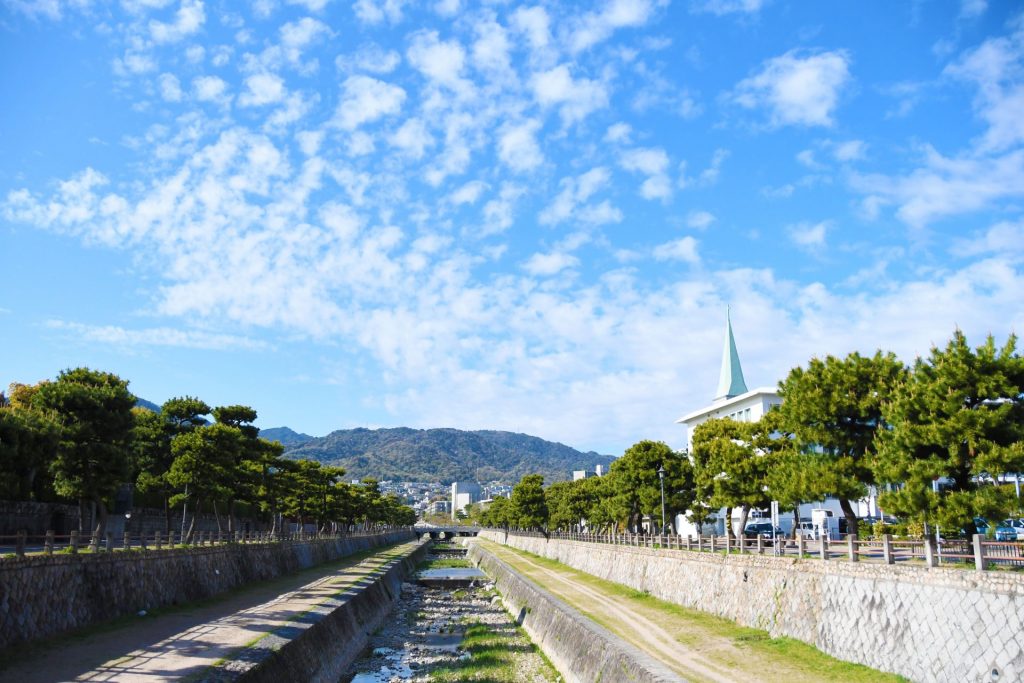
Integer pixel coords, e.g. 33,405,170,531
451,481,482,519
572,470,594,481
676,309,781,451
674,310,879,538
428,500,451,515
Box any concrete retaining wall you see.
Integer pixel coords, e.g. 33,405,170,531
0,530,413,651
468,541,681,683
213,540,430,683
480,530,1024,683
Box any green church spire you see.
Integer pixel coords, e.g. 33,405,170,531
715,308,748,401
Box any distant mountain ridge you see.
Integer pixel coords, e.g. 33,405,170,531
260,426,614,484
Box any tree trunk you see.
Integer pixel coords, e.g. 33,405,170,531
79,499,87,533
723,506,733,539
163,495,171,535
228,500,236,533
92,498,108,540
186,499,202,543
840,498,859,537
736,505,751,541
213,500,222,533
792,506,800,539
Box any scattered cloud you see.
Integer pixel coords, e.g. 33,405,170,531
787,220,830,251
686,210,716,230
690,0,764,15
498,119,544,172
334,75,406,130
732,49,851,127
523,250,580,276
652,236,700,263
45,320,271,351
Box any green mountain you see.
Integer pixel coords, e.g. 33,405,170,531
277,427,615,484
259,426,315,449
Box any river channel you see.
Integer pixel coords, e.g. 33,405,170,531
340,543,556,682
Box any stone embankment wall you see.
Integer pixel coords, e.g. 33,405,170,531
480,530,1024,683
467,542,680,683
0,530,413,651
219,541,429,683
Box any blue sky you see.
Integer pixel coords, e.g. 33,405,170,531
1,0,1022,456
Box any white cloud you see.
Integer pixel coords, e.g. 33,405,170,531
539,167,621,226
510,5,551,50
45,320,270,351
287,0,330,10
569,0,657,53
944,22,1024,152
353,0,406,24
850,146,1024,227
406,30,472,94
336,43,401,74
690,0,763,14
686,210,715,230
951,219,1024,258
433,0,459,17
335,75,406,130
604,122,632,143
832,139,867,162
531,64,609,126
787,221,829,251
620,147,672,200
732,49,851,127
450,180,487,206
158,73,183,102
523,251,580,276
652,236,700,263
193,75,228,103
497,120,544,172
149,0,205,44
959,0,986,19
481,183,525,237
239,72,286,107
389,117,434,159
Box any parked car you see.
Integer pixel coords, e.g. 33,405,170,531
743,522,785,544
994,519,1024,541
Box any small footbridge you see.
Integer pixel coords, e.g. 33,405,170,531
413,524,481,540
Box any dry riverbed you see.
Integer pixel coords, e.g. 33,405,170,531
341,577,559,682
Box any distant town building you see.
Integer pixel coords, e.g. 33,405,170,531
428,500,451,515
573,470,594,481
451,481,482,519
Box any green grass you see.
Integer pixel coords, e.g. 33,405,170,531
419,557,472,569
489,543,906,683
429,620,559,682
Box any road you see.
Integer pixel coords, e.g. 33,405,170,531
0,541,421,683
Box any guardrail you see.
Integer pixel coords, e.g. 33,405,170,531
497,529,1024,571
0,527,411,559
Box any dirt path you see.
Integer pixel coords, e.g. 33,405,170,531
477,540,902,683
0,541,421,683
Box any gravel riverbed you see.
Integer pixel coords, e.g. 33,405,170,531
340,576,558,682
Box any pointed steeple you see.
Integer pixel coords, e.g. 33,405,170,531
715,308,748,401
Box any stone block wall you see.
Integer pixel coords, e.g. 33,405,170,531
0,530,413,652
468,542,680,683
480,530,1024,683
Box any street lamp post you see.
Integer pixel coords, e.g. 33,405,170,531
658,466,666,534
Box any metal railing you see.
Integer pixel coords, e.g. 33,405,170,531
493,529,1024,571
0,526,411,560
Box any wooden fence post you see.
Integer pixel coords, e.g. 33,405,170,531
15,531,26,558
883,534,894,565
44,530,54,555
973,534,985,571
70,530,79,554
848,533,858,562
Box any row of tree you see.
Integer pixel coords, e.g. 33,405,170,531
0,368,417,540
475,331,1024,539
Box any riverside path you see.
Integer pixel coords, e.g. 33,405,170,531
474,539,904,683
0,541,421,683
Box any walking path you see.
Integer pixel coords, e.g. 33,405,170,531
476,539,904,683
0,541,421,683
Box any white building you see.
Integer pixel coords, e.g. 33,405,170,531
451,481,482,519
674,311,878,538
676,310,781,451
